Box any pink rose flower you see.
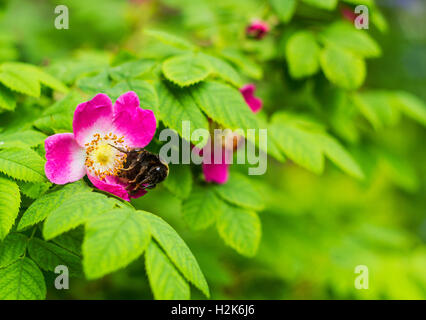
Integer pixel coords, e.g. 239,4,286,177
201,84,262,184
44,92,157,201
246,20,270,40
240,84,263,113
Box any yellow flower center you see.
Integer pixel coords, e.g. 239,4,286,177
84,133,128,180
94,144,115,165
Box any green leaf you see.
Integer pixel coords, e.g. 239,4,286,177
43,192,116,240
77,71,111,95
51,227,84,256
0,147,46,182
182,186,222,230
145,30,195,51
162,53,211,87
28,238,82,277
0,130,46,148
246,118,286,163
0,177,20,240
17,181,51,199
109,59,156,81
0,63,40,97
0,84,16,111
200,53,243,87
286,31,320,78
220,49,263,79
35,68,68,93
145,241,190,300
393,91,426,126
163,164,192,199
0,233,27,268
141,211,209,297
380,151,419,192
270,0,297,22
216,204,261,257
156,81,209,144
107,80,159,114
191,81,259,132
34,91,82,134
301,0,337,10
18,181,89,231
0,257,46,300
320,21,381,58
317,134,364,179
269,121,324,174
83,209,151,279
213,172,264,211
320,45,366,90
351,91,400,129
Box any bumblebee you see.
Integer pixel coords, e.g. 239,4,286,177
110,145,169,195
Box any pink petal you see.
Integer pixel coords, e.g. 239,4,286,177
201,141,232,184
73,93,113,147
202,162,230,184
87,172,147,201
246,20,270,40
240,84,263,113
112,91,157,148
340,6,357,23
45,133,86,184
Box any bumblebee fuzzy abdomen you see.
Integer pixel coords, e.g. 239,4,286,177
116,148,169,194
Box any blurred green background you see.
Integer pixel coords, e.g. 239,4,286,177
1,0,424,299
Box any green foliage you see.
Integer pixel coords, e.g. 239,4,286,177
0,148,46,182
163,164,193,200
83,209,151,279
107,80,159,113
270,120,324,174
18,181,89,231
286,31,320,78
0,130,46,148
316,134,364,179
320,45,366,90
145,241,190,300
0,233,27,268
200,53,243,87
0,177,20,240
269,0,297,23
0,62,67,98
319,22,381,58
216,204,261,257
109,59,156,81
191,81,258,132
145,30,195,51
28,238,83,277
182,187,221,230
270,113,363,178
163,53,211,87
0,258,46,300
394,91,426,126
142,211,210,297
43,191,117,240
0,84,16,111
213,172,264,211
156,81,209,143
302,0,337,10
